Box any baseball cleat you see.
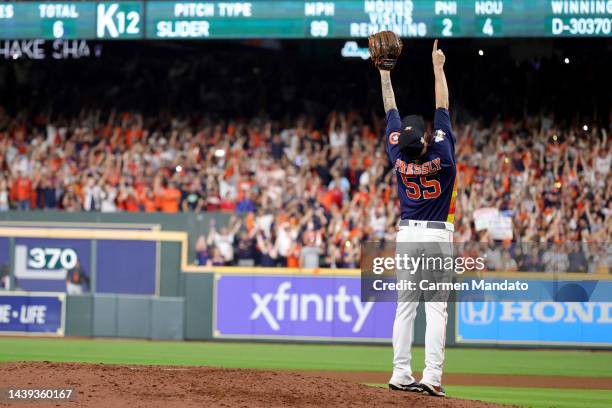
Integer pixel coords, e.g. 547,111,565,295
388,382,422,392
419,382,446,397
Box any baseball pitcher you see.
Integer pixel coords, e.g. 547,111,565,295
369,32,457,397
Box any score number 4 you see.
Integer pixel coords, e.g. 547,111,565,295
482,18,494,36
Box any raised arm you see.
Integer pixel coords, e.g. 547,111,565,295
432,40,449,110
379,70,397,113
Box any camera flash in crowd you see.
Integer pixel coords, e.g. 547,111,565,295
564,57,570,64
552,134,558,141
478,49,484,56
583,125,588,131
175,165,183,173
215,149,226,158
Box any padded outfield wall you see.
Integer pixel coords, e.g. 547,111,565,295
0,211,229,296
0,211,610,349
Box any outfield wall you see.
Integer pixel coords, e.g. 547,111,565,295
0,291,183,339
0,212,610,349
0,210,226,297
208,272,438,344
186,270,612,348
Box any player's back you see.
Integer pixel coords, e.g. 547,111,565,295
386,108,457,223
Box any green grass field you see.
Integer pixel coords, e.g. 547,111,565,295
369,385,612,408
447,387,612,408
1,338,611,408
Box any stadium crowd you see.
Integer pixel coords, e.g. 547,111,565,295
0,107,610,271
0,38,610,271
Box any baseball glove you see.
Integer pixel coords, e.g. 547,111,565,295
368,31,403,70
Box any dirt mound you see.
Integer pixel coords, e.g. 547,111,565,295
0,362,508,407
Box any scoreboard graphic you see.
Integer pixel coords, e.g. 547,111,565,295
0,1,610,40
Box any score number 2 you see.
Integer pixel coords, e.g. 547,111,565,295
442,18,453,36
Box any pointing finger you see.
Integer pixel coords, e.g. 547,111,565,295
433,39,438,51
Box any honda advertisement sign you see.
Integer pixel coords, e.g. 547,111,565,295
457,282,612,346
214,275,395,341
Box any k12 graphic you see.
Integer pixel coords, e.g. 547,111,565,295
215,275,395,340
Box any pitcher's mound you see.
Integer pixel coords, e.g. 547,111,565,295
0,362,508,407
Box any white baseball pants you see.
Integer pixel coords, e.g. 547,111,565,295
390,222,453,387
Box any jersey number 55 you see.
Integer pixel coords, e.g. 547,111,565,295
401,174,441,200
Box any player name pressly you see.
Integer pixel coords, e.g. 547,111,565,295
373,279,529,291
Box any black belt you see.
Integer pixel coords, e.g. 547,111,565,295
399,219,447,230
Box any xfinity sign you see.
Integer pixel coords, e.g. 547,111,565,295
250,282,373,333
215,275,395,341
